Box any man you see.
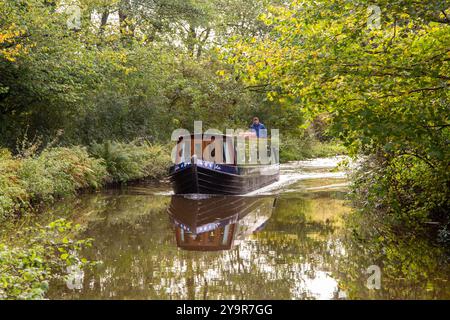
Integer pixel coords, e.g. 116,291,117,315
249,116,267,138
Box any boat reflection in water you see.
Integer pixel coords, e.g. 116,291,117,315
167,195,276,251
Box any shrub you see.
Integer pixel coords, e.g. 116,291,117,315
349,153,450,246
90,141,171,183
18,147,107,202
0,150,29,219
280,134,346,162
309,140,347,159
0,219,95,300
0,143,170,219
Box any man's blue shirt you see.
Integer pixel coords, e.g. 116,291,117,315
250,123,267,138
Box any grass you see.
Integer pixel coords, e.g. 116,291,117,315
0,150,29,219
19,147,107,202
279,134,347,162
90,141,170,183
0,141,171,220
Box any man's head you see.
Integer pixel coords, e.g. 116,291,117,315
252,117,260,125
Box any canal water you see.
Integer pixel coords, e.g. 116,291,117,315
32,157,449,299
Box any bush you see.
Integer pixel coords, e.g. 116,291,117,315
18,147,107,202
90,141,171,183
349,153,450,246
0,143,170,219
0,150,29,219
309,141,347,159
0,219,95,300
280,134,346,162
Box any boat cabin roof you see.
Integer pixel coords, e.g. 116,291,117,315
176,133,235,140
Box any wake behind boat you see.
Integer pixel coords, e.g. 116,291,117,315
169,133,279,195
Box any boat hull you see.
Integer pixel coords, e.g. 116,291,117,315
167,195,276,251
169,163,279,195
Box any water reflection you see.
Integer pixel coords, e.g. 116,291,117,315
38,186,449,300
44,191,353,299
168,196,276,251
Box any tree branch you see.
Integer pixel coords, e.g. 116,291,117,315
397,151,436,170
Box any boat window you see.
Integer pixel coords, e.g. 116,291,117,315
194,140,202,158
180,143,184,159
223,145,226,163
223,137,235,165
222,224,230,245
175,136,191,164
223,142,228,164
178,134,237,164
180,141,186,162
271,146,279,164
180,228,185,242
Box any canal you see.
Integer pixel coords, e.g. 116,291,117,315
26,157,448,299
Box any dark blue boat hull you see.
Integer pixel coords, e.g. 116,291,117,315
169,163,279,195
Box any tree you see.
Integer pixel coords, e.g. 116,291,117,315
225,0,450,235
227,0,449,166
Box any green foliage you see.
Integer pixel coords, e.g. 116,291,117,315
337,223,450,299
0,150,29,219
227,0,450,238
349,154,450,244
228,0,449,162
19,147,107,202
0,0,106,146
0,143,170,220
89,141,171,183
0,0,292,148
73,50,266,144
280,134,346,162
0,219,95,300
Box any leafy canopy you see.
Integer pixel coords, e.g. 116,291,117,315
226,0,449,169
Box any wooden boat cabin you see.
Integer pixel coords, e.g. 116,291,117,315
169,133,279,195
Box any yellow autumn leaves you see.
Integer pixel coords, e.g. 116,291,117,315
0,23,27,62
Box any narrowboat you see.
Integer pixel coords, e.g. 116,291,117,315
168,133,279,195
167,195,276,251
